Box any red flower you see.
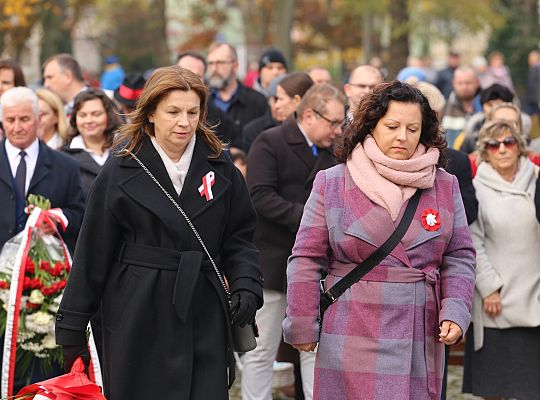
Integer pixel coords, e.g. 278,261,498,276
41,286,56,296
26,301,41,310
25,258,35,273
39,260,51,273
0,280,8,289
421,208,441,231
51,262,64,277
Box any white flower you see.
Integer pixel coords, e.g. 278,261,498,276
41,334,57,349
29,289,45,305
426,213,437,227
33,311,53,326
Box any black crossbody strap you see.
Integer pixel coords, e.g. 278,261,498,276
320,189,422,313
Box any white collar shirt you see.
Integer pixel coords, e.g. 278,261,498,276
4,137,40,195
69,135,110,166
297,121,314,147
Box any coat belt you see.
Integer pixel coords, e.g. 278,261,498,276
115,242,217,323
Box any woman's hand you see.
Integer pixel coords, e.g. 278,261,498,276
292,342,317,352
439,320,462,345
483,290,502,317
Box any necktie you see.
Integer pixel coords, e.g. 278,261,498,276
15,151,27,200
311,144,318,157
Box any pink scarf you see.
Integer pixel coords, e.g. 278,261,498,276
346,136,440,221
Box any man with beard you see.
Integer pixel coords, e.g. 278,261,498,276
206,42,268,135
441,66,482,148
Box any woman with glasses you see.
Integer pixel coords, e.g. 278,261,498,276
462,120,540,400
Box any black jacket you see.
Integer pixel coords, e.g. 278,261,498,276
210,81,268,136
247,116,336,292
535,172,540,223
444,148,478,225
207,102,241,148
63,146,107,200
56,135,263,399
242,109,278,154
0,139,84,251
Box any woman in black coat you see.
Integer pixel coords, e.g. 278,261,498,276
63,88,122,199
55,66,263,399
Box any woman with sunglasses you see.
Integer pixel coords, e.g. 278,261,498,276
462,120,540,400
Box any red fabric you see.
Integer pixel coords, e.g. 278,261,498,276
16,358,106,399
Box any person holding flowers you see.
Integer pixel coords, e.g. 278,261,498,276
0,87,84,392
55,66,263,399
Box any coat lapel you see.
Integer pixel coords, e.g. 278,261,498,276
118,136,187,239
28,141,51,192
341,168,412,267
306,147,335,189
284,117,317,172
178,138,229,221
0,140,13,190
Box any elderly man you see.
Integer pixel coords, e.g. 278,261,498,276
0,87,84,252
441,66,482,148
43,53,87,116
343,64,383,119
0,86,84,390
244,84,346,400
206,42,268,134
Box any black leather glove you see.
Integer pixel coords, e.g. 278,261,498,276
230,290,258,327
62,344,90,373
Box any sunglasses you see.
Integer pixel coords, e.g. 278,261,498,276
485,136,518,151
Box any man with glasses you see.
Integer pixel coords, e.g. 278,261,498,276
244,84,345,400
206,42,268,135
343,64,383,120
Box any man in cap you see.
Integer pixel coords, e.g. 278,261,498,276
253,48,288,98
206,42,268,135
113,73,146,122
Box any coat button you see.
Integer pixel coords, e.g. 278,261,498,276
9,195,14,200
56,313,63,321
8,229,14,235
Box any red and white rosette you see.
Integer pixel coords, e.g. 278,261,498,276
421,208,441,231
1,207,102,398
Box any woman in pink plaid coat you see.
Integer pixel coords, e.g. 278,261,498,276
283,81,476,400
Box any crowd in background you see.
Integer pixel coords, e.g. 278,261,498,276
0,42,539,400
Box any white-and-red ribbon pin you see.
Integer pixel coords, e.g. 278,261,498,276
198,171,215,201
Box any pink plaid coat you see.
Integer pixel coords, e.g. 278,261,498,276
283,164,475,400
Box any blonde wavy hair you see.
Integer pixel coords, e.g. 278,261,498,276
476,120,527,163
35,88,69,143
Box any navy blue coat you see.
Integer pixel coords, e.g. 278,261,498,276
0,139,84,252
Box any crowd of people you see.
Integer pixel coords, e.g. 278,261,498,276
0,42,539,400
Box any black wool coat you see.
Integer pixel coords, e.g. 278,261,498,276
63,146,107,200
55,135,263,400
247,116,336,292
0,139,84,251
444,147,478,225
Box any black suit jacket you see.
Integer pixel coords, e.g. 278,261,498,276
247,116,336,292
0,139,84,251
210,81,268,135
444,148,478,225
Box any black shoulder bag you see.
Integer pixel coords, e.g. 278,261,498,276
319,189,422,320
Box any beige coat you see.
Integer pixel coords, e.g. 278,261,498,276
471,157,540,350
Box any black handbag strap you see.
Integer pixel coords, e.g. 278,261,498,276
320,189,422,313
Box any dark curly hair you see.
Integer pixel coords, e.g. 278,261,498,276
69,88,122,152
334,80,447,167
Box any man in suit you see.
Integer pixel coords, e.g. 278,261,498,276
243,84,345,400
0,86,84,253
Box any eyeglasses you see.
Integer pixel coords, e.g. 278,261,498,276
207,60,235,67
485,136,518,151
313,109,343,128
